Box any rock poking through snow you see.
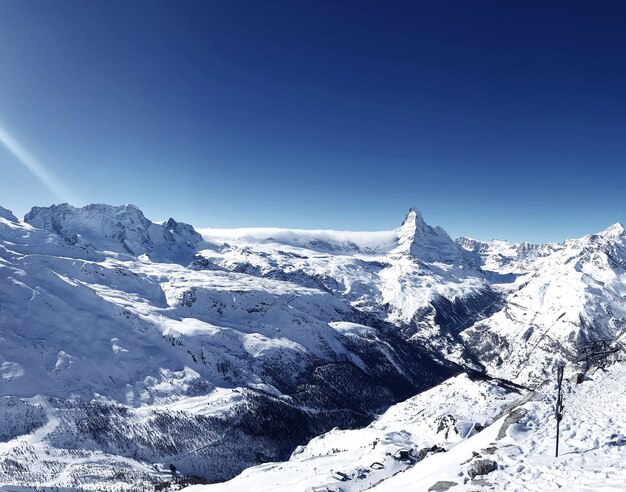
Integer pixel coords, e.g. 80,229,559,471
428,481,458,491
467,459,497,479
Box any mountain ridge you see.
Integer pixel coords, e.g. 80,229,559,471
2,202,626,489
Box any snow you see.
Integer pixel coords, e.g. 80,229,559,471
392,208,464,263
24,203,202,261
2,201,626,489
187,362,626,492
459,226,626,385
372,362,626,491
185,373,521,492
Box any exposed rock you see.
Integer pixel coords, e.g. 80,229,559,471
0,206,18,222
188,255,224,271
435,414,459,439
470,478,493,487
468,459,497,479
497,408,527,440
428,481,458,491
418,444,446,461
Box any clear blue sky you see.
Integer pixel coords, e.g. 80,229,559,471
0,1,625,242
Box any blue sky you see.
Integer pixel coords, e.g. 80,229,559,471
0,1,625,242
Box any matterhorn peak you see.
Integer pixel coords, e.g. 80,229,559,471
398,207,430,233
403,206,424,222
392,207,463,263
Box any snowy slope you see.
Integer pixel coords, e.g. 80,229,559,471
24,203,202,261
197,208,497,364
371,361,626,491
188,361,626,492
459,224,626,385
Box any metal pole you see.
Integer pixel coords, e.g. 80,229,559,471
555,365,564,457
555,417,560,457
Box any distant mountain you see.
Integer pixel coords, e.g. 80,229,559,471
392,207,465,263
458,222,626,383
1,203,625,489
24,203,202,260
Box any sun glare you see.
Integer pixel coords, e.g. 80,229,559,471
0,123,76,203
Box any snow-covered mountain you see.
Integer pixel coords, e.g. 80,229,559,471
1,202,625,490
0,203,458,488
392,208,465,263
457,225,626,384
24,203,202,261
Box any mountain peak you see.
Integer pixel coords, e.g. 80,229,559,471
398,207,430,237
597,222,625,238
393,208,463,263
405,206,422,218
23,203,201,260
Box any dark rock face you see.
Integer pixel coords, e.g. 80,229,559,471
468,459,497,479
435,414,459,440
432,288,501,335
188,255,224,271
163,217,203,247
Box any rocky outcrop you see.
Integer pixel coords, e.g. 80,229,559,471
497,408,528,440
0,206,17,222
468,458,497,479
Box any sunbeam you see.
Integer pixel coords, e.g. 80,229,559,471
0,123,77,203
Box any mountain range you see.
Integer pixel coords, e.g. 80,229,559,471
1,202,624,490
